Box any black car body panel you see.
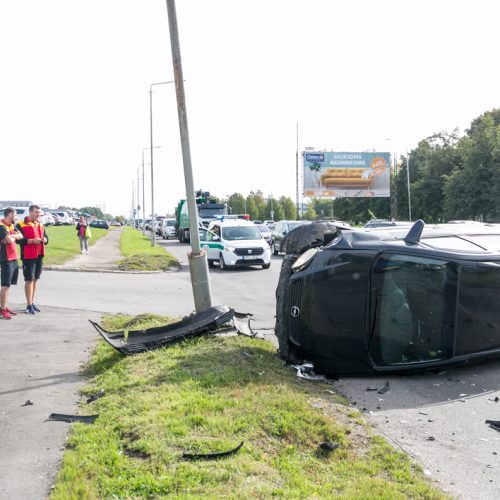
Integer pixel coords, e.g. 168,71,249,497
276,221,500,376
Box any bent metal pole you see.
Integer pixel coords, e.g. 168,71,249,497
166,0,213,312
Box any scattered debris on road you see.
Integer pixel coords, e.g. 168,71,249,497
48,413,98,424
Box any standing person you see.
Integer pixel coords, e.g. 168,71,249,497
16,204,49,315
0,208,23,319
76,216,90,254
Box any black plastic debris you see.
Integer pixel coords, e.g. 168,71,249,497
21,400,34,406
181,441,244,460
378,381,390,394
48,413,98,424
486,420,500,432
89,305,235,355
319,441,339,452
86,389,105,404
426,436,436,441
366,387,378,392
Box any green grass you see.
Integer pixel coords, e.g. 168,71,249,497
51,314,445,499
118,227,179,271
41,226,109,265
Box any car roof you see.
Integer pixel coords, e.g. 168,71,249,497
208,219,255,228
332,221,500,258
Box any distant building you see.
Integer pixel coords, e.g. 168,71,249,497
0,200,33,208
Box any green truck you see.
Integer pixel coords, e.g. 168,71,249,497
175,192,226,243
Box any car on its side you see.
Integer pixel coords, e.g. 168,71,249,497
160,218,177,239
90,220,109,229
271,220,311,255
201,219,271,270
275,220,500,377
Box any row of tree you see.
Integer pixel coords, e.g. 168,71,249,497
331,108,500,223
224,192,297,221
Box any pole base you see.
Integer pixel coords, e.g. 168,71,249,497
188,249,213,313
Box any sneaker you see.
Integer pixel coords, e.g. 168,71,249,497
5,307,17,316
32,304,41,313
25,305,35,315
1,309,12,320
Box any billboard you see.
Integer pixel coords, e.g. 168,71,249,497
303,151,391,198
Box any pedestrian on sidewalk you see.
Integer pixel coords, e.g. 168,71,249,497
0,207,23,319
76,215,91,254
16,204,49,315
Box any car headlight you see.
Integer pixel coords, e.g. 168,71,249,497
225,246,236,252
291,248,320,272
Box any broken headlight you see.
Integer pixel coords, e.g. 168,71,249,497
291,248,320,272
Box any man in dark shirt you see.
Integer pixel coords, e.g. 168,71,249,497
0,207,23,319
16,204,49,315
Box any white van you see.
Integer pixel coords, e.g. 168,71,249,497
202,219,271,270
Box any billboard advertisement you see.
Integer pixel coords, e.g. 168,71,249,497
303,151,391,198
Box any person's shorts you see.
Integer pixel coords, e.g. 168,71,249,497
1,260,19,287
22,257,43,282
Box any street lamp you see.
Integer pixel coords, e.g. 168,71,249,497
386,139,412,221
142,146,160,236
149,80,175,247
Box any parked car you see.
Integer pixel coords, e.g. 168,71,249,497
364,219,412,229
255,223,272,245
50,211,73,225
160,218,177,239
40,211,55,226
275,220,500,376
90,220,109,229
264,220,276,230
201,219,271,270
271,220,311,255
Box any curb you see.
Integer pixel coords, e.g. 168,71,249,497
44,266,181,274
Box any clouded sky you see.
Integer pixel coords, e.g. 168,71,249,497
1,0,498,216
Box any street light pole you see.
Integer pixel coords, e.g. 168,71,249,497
149,80,175,247
406,148,412,221
166,0,213,313
141,149,147,235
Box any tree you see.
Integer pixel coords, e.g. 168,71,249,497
226,193,245,215
304,204,317,220
245,195,258,220
79,206,104,218
279,196,297,220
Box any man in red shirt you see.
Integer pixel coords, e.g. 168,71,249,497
16,204,49,315
0,207,23,319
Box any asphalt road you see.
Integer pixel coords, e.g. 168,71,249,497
5,235,500,498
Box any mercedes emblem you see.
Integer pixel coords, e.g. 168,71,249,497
291,306,300,318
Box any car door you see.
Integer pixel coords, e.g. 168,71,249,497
204,225,221,260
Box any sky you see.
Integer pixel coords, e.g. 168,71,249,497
0,0,498,217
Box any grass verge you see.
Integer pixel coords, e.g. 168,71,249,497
51,313,445,499
42,226,109,265
118,227,179,271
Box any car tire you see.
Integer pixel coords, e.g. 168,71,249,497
208,260,214,268
262,263,271,269
219,253,228,271
272,242,279,256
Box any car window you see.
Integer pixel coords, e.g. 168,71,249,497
222,226,262,241
465,235,500,251
256,225,269,232
456,263,500,355
370,254,457,366
421,236,485,252
167,220,175,226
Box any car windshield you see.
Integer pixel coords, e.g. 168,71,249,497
199,207,225,218
288,222,307,230
167,220,175,226
222,226,262,241
256,225,270,233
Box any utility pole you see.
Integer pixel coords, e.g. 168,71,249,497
296,123,299,219
137,168,140,228
141,149,147,235
406,149,412,221
166,0,213,313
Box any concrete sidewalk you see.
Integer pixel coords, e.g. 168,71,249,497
47,228,122,272
0,304,100,500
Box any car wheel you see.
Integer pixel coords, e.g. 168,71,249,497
272,242,279,256
262,263,271,269
219,253,228,271
208,260,214,268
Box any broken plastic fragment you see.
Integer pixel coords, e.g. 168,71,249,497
486,420,500,432
48,413,98,424
182,441,244,460
292,363,326,381
21,400,34,406
378,381,390,394
86,389,105,404
319,441,339,452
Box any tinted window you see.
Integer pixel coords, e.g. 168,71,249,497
370,254,457,366
456,263,500,355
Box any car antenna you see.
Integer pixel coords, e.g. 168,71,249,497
404,219,425,245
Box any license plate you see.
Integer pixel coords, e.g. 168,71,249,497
242,255,257,260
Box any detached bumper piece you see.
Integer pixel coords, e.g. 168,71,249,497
89,305,235,355
182,441,244,461
48,413,98,424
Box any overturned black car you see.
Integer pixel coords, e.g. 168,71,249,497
275,221,500,376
